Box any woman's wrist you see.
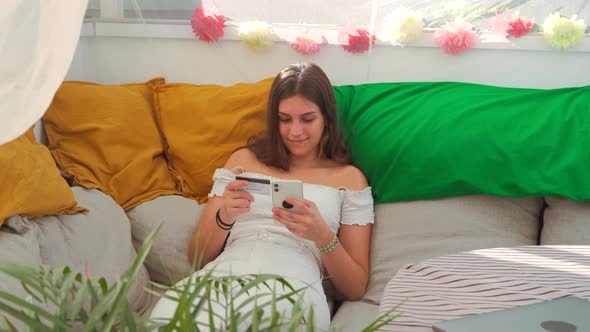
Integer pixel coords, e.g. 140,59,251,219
314,226,335,248
216,208,235,230
219,208,232,224
317,231,339,254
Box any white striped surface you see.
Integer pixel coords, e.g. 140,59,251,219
378,246,590,332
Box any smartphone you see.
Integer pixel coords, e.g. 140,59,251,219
271,179,304,211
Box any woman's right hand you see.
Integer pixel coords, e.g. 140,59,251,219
219,180,255,223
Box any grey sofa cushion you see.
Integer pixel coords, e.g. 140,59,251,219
0,216,43,265
330,300,379,331
364,195,542,304
126,194,204,285
0,216,44,330
33,186,152,315
542,197,590,244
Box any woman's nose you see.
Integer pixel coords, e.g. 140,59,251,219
289,121,304,135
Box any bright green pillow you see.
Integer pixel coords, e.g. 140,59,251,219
334,82,590,203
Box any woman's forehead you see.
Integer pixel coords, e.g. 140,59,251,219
278,95,320,115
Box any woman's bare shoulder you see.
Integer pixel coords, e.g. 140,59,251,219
334,164,369,191
224,148,258,170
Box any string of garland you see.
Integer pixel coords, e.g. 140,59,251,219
190,5,588,56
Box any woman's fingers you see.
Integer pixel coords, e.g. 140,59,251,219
284,197,309,212
230,206,250,214
272,211,300,229
272,207,298,222
226,180,255,201
227,180,249,191
229,198,251,208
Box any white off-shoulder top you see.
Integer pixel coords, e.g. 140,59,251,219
209,168,374,228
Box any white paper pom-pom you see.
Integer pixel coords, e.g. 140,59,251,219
381,7,424,45
238,21,274,50
542,13,586,50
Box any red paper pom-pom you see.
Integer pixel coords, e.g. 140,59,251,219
338,25,376,54
190,5,225,43
506,17,533,38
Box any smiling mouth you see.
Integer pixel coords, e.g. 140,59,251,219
289,138,308,143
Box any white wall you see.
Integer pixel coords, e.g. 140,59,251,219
66,33,590,89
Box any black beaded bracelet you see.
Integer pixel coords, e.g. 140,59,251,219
216,208,234,231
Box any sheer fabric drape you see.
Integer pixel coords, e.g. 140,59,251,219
0,0,87,144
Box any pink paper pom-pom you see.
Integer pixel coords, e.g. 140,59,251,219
489,9,512,36
286,27,323,56
338,25,376,54
190,5,225,43
433,21,476,55
290,37,322,55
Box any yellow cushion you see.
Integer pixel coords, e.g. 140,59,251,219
155,78,273,203
0,127,87,225
44,78,181,210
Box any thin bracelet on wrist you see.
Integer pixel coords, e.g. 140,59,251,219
318,232,339,253
216,208,234,231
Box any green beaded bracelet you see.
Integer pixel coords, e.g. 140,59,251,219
318,232,339,253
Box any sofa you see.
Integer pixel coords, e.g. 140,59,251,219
1,77,589,331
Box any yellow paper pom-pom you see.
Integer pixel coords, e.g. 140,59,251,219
542,13,586,50
238,21,273,50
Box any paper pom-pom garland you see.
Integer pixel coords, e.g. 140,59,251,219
189,5,590,56
542,13,586,50
433,21,477,55
238,21,274,50
382,7,424,45
338,25,376,54
190,5,225,43
286,27,324,55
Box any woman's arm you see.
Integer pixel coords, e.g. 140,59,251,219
188,197,227,269
187,150,254,268
318,223,371,300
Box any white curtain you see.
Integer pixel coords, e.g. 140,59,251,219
0,0,88,144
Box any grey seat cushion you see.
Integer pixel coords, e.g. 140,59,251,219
365,195,543,304
0,216,44,330
126,194,204,285
330,301,379,331
542,197,590,244
32,186,152,315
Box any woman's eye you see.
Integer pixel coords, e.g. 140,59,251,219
279,118,290,122
302,118,315,123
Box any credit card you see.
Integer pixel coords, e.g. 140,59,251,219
235,175,271,196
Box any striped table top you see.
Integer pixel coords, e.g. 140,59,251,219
378,246,590,332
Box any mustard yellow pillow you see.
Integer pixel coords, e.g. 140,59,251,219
43,78,181,210
0,127,87,225
155,78,273,203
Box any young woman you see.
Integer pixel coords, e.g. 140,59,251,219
151,63,374,330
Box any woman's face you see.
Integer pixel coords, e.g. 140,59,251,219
277,95,325,160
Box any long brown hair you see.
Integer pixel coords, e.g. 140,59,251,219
247,63,350,170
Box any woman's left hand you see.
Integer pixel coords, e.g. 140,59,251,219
272,197,333,248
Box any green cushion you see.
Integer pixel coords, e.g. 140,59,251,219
334,82,590,203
